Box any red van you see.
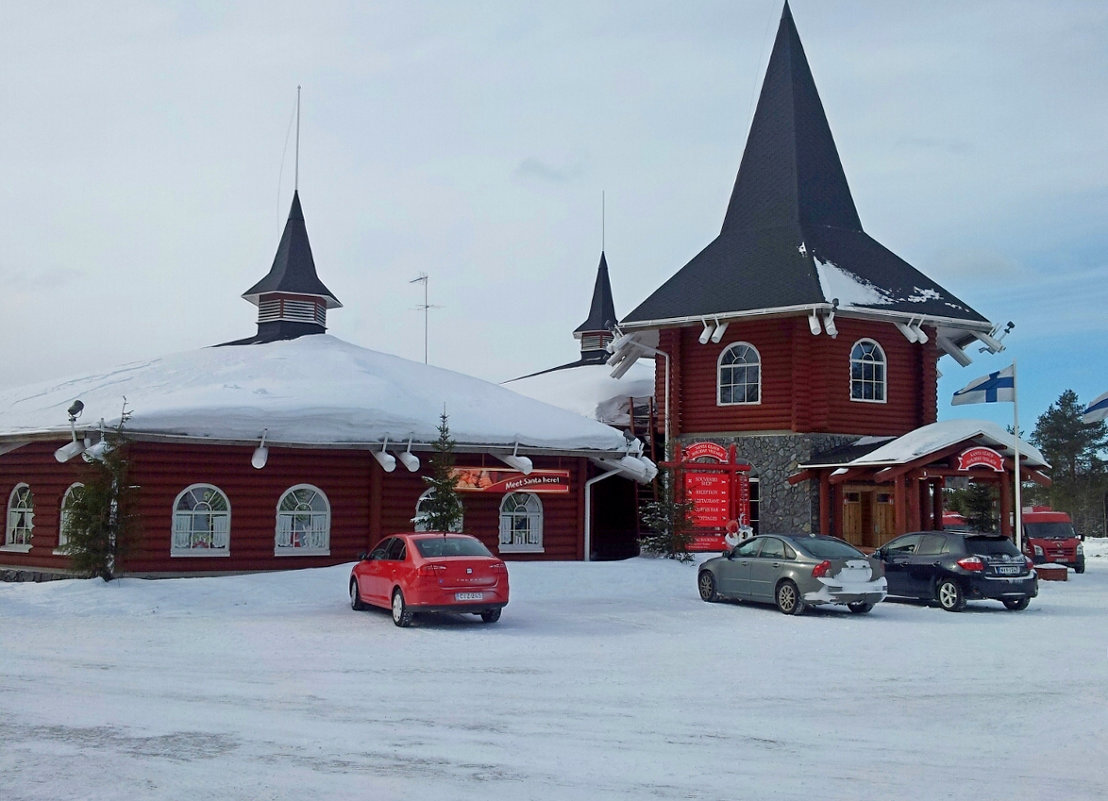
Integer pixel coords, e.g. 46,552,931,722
1022,507,1085,573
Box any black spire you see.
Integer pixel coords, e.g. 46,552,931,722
622,3,990,332
227,192,342,345
573,252,618,362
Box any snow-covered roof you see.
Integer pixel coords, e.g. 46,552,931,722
0,335,635,455
805,419,1048,469
504,361,654,427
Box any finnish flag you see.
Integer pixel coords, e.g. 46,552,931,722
1083,391,1108,424
951,365,1015,406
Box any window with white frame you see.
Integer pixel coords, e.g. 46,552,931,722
56,483,84,554
499,492,543,553
718,342,761,405
275,485,330,555
850,339,886,402
172,484,231,557
5,483,34,550
413,488,464,533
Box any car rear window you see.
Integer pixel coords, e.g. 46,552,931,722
797,537,866,559
415,537,493,558
964,536,1020,556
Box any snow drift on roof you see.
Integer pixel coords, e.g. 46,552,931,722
505,362,654,427
0,336,632,453
845,419,1048,469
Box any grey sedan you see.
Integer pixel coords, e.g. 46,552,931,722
697,534,887,615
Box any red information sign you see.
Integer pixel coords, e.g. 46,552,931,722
665,443,752,551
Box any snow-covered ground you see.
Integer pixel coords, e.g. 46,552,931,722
3,542,1108,801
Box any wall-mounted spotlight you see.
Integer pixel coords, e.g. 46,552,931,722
251,429,269,470
822,310,838,338
709,320,728,344
396,438,420,472
373,437,397,472
698,319,713,345
67,400,84,421
808,311,822,336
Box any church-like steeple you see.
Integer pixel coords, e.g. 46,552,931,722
622,2,993,343
233,191,342,344
573,252,618,362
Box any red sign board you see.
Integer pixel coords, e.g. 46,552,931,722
452,468,571,494
665,443,752,551
956,447,1004,472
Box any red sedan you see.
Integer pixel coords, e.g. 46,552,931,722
350,533,509,626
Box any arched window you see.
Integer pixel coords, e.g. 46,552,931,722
5,483,34,550
718,343,761,405
499,492,543,553
413,488,464,533
172,484,231,557
275,485,330,555
56,483,84,554
850,339,887,402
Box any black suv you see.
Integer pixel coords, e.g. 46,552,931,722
872,531,1038,612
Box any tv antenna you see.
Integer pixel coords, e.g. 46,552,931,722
410,273,442,364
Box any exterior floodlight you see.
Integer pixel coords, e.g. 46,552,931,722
822,310,837,338
67,400,84,420
808,312,822,336
698,320,713,345
710,320,728,344
973,330,1004,353
895,322,918,343
251,430,269,470
54,439,87,463
373,437,398,472
498,443,533,475
910,324,928,344
83,439,111,462
396,438,420,472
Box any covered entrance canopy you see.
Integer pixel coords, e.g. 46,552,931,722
789,420,1051,548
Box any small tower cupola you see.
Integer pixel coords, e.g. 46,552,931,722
573,252,618,363
240,191,342,343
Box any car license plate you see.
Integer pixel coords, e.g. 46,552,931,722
455,592,483,601
997,566,1020,575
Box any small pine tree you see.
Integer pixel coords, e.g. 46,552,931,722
638,468,697,562
61,410,140,580
419,410,464,533
962,481,997,533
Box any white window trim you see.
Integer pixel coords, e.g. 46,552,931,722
55,482,84,555
171,483,232,558
716,342,762,407
498,492,544,554
413,488,465,533
274,484,331,557
4,482,34,552
849,338,888,405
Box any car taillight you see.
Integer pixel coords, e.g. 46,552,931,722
811,560,832,578
1024,556,1035,570
417,563,447,577
489,562,507,573
956,556,985,571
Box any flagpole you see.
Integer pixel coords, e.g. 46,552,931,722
1012,360,1023,552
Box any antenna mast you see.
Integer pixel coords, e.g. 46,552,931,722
409,273,441,364
295,85,301,191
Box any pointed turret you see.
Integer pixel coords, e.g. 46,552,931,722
622,2,993,346
573,252,618,362
233,191,342,344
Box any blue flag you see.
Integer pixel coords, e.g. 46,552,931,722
951,365,1015,406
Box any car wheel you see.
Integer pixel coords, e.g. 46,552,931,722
1003,596,1031,611
350,579,367,611
698,571,719,602
775,580,805,615
391,588,413,627
1075,561,1085,575
480,608,502,624
936,579,966,612
847,601,873,614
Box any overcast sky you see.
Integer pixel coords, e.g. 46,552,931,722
3,0,1106,433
